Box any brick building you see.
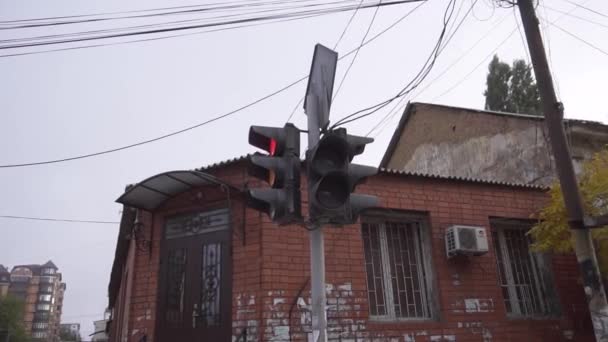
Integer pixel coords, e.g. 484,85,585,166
107,158,592,342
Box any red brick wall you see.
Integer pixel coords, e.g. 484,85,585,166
109,162,593,342
254,172,593,342
109,163,258,342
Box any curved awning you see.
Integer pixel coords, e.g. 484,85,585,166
116,170,240,211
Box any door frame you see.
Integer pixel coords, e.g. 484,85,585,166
155,205,233,341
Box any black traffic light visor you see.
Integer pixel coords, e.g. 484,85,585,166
313,172,349,209
310,134,349,174
249,126,285,155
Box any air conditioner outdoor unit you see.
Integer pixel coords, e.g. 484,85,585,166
445,225,489,258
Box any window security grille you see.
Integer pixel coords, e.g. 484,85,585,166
362,218,434,320
492,224,559,317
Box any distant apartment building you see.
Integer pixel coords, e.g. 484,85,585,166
60,323,81,341
3,260,66,341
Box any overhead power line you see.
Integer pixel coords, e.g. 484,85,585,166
429,27,517,102
284,0,427,124
425,0,598,104
0,0,290,24
545,18,608,57
333,0,365,50
0,215,119,224
285,0,368,124
0,0,361,43
0,11,331,58
331,0,381,102
330,0,460,129
0,76,306,168
0,0,426,169
413,11,510,99
561,0,608,18
544,5,608,30
0,0,420,52
0,0,337,29
366,0,484,137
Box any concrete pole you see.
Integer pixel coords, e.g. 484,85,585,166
516,0,608,339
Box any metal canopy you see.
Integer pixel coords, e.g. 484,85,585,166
116,170,237,211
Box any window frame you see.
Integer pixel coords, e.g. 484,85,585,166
491,219,561,319
38,294,52,302
361,211,438,322
41,268,55,275
36,303,51,311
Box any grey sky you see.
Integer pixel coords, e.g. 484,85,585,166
1,0,607,337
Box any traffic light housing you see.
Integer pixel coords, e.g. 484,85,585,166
247,123,302,225
307,128,379,224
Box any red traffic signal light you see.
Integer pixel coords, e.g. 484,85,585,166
247,123,301,225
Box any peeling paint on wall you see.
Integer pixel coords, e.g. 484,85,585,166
233,292,258,342
482,328,493,342
403,126,554,186
464,298,494,313
259,282,369,341
430,335,456,342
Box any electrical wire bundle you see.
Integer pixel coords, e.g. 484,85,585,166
0,0,421,57
329,0,466,131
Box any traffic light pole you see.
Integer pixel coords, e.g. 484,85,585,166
306,94,328,342
516,0,608,339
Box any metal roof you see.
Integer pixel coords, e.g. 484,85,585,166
194,154,546,190
196,154,250,171
379,168,547,190
115,170,238,211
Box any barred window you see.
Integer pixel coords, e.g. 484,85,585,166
492,221,560,317
362,214,435,320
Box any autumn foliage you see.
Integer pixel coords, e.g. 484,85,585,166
530,148,608,271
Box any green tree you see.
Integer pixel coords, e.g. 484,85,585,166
530,149,608,279
0,295,30,342
483,55,541,115
484,55,512,112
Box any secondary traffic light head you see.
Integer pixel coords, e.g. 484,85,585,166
246,123,301,225
249,125,293,156
307,128,379,224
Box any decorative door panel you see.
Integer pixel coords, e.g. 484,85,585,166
158,208,232,341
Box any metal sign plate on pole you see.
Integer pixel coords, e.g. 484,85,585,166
304,44,338,130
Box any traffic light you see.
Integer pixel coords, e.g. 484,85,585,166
307,128,379,224
247,123,302,225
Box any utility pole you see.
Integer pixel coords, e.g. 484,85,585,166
303,44,337,342
306,95,327,342
302,44,378,342
517,0,608,339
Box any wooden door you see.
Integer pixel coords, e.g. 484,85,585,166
157,208,232,342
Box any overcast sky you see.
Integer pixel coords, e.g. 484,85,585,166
1,0,607,338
